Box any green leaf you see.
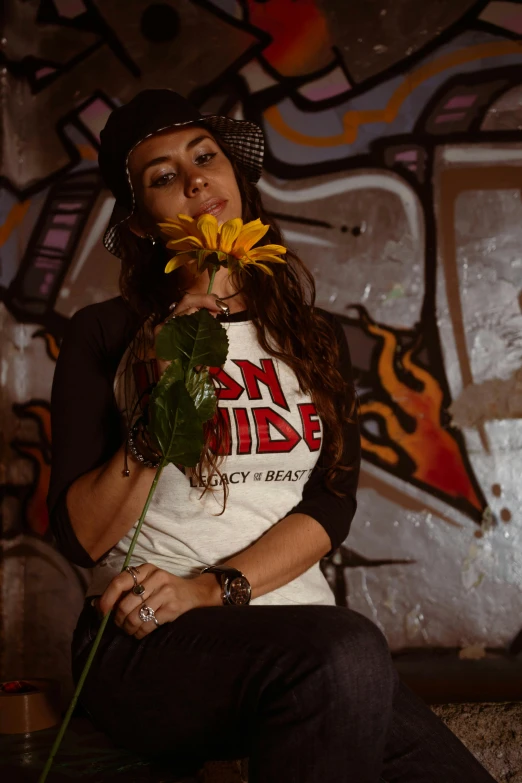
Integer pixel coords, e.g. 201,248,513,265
196,248,209,272
156,357,184,388
185,367,218,423
149,311,228,467
149,377,204,467
155,309,229,372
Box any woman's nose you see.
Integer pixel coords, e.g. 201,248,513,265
186,171,209,196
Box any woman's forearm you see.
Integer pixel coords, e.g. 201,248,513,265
195,512,332,604
66,444,158,562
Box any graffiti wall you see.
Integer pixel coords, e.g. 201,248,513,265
2,0,522,696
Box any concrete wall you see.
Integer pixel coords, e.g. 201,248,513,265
1,0,522,701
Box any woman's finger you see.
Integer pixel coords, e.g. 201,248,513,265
168,293,224,317
134,608,164,639
112,569,163,629
167,305,200,319
98,563,155,616
121,578,188,637
184,293,224,311
112,582,153,628
123,594,164,638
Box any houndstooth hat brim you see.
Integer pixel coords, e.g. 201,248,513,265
102,115,264,259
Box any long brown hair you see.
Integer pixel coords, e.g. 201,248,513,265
118,136,356,501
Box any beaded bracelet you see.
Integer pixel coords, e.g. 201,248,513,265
126,421,161,472
136,416,162,457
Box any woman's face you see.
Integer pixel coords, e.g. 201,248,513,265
127,125,243,236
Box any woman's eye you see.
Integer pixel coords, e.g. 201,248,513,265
196,152,216,165
151,173,175,188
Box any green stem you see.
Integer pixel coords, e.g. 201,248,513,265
206,264,218,295
38,458,167,783
121,457,167,570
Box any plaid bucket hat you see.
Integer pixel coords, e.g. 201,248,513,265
98,89,265,258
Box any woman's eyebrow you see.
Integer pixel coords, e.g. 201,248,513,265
141,136,214,176
142,155,172,176
186,134,213,149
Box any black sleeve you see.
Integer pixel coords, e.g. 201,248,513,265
48,301,131,568
288,312,361,554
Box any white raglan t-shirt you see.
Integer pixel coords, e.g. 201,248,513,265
86,318,336,606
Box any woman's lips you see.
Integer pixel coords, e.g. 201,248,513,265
192,199,227,219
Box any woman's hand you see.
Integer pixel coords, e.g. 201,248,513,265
153,293,224,376
95,564,221,639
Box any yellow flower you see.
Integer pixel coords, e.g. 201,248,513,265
159,214,287,276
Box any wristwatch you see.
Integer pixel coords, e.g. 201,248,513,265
201,566,252,606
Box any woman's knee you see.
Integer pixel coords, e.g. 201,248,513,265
305,608,395,693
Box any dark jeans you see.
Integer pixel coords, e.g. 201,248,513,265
72,600,496,783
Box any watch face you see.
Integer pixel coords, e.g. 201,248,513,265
229,576,251,605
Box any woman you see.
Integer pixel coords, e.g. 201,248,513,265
48,90,495,782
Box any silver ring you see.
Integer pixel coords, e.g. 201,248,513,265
167,302,178,320
139,604,158,624
132,583,146,597
125,566,140,587
215,299,230,317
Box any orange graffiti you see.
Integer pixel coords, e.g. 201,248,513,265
77,143,98,161
359,314,482,512
247,0,332,77
12,402,52,536
0,199,31,247
15,444,51,536
264,40,522,146
34,329,61,361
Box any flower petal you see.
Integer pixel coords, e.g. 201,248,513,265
177,213,206,241
219,218,243,254
197,214,219,249
166,236,203,250
252,262,274,276
164,253,196,274
158,214,206,243
251,254,287,265
158,221,191,240
176,213,197,225
247,247,287,261
234,218,269,252
251,243,286,255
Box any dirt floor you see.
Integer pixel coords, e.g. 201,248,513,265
433,702,522,783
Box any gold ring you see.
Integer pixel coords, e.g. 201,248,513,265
215,299,230,317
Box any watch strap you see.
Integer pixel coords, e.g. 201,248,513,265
200,566,251,606
201,566,243,579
